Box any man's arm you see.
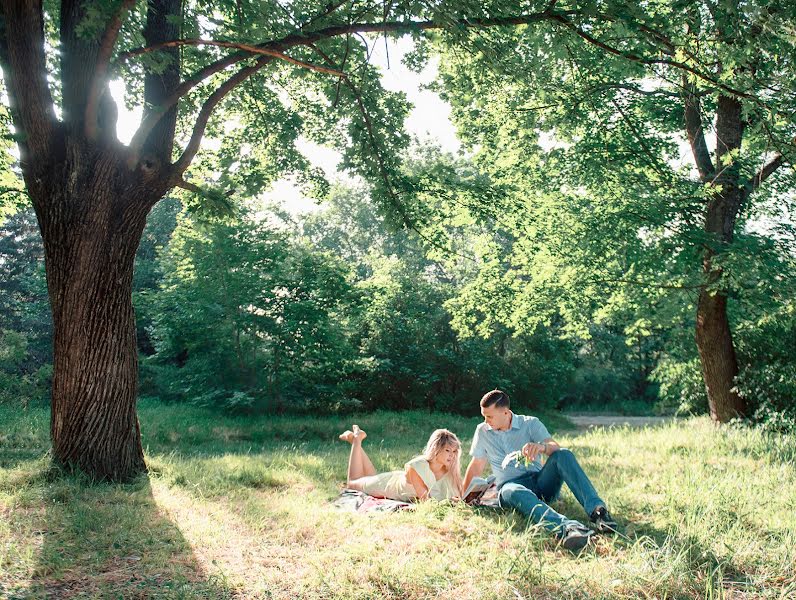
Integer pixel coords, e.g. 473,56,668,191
521,438,561,462
462,456,487,495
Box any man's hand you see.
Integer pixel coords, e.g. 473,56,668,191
521,442,547,462
462,457,487,496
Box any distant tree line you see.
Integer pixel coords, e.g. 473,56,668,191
3,162,794,423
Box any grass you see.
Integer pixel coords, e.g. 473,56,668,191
1,399,795,599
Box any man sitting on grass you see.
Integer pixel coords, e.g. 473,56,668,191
462,389,618,552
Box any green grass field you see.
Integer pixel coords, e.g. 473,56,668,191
1,400,794,599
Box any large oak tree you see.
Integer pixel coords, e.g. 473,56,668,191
0,0,583,481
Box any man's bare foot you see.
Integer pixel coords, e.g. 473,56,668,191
352,424,367,442
338,430,355,443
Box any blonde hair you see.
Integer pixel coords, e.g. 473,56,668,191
421,429,463,497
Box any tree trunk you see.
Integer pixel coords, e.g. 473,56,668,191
694,94,747,423
695,286,745,421
37,143,164,481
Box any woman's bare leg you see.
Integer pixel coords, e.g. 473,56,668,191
344,425,376,484
347,438,365,483
353,425,376,477
354,444,377,479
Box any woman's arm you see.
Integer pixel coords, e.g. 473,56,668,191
405,466,430,500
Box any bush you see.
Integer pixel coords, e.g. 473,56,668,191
651,356,708,415
735,363,796,431
0,330,51,407
734,301,796,426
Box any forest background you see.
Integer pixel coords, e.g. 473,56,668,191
3,132,794,425
1,12,795,431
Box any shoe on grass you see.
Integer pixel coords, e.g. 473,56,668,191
589,506,618,534
559,523,592,552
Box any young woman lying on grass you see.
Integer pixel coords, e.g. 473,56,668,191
339,426,463,501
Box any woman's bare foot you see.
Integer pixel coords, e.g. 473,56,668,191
352,424,367,442
338,430,354,443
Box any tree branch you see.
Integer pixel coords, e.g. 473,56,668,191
118,12,572,65
682,76,715,181
175,178,201,193
0,186,28,199
122,10,567,161
127,54,247,163
752,154,786,189
0,1,57,165
124,39,347,76
171,56,272,176
549,13,756,101
744,138,795,195
298,0,351,31
127,44,344,163
118,37,347,71
85,0,137,140
267,51,347,76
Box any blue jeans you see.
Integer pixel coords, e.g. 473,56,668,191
498,448,604,535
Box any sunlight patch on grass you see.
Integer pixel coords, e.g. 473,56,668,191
150,479,320,597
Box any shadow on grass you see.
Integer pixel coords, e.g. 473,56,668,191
14,469,236,599
472,498,762,598
493,484,788,598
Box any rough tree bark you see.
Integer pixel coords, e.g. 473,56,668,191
43,145,167,479
0,0,179,480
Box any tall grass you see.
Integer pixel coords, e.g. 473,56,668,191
1,400,794,599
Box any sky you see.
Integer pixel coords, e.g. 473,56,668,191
110,36,460,214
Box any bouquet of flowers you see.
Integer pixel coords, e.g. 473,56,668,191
501,450,534,469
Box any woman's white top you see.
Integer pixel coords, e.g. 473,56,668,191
358,456,459,501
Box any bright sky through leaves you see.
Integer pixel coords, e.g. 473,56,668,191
110,36,459,213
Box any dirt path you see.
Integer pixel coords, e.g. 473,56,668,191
564,414,677,431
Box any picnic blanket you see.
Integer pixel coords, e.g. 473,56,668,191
333,485,501,513
334,489,415,513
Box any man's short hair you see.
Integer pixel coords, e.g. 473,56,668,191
480,389,510,409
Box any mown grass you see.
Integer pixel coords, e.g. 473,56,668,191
1,400,794,599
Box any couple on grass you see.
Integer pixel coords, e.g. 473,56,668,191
339,389,618,552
